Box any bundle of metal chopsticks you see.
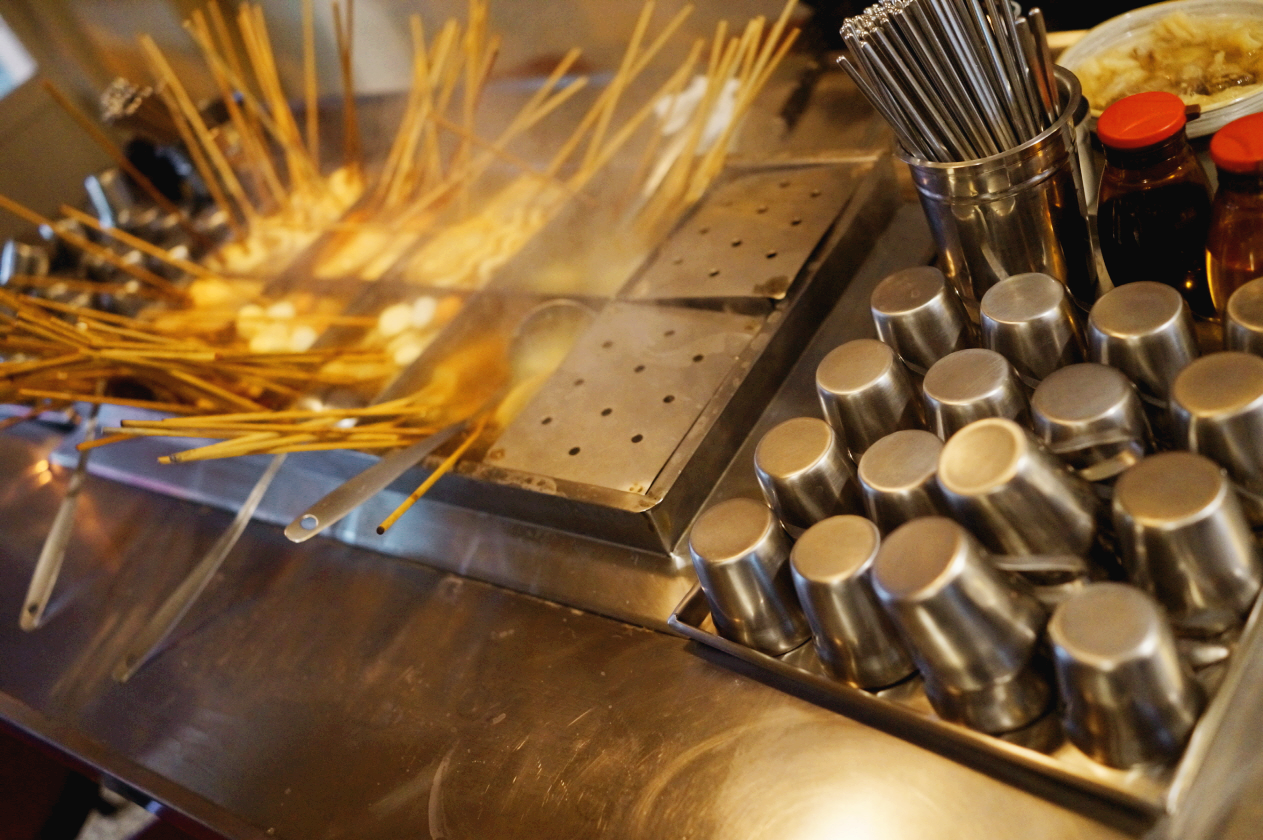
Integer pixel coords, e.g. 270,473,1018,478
839,0,1060,162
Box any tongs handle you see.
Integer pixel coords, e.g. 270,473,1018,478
283,419,467,543
113,453,288,682
21,401,102,631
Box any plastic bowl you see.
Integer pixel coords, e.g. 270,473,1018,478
1059,0,1263,137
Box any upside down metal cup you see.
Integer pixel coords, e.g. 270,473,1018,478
1113,452,1263,636
872,517,1049,733
870,266,972,374
922,349,1028,440
816,339,923,459
897,68,1096,310
1031,363,1150,483
1049,582,1205,768
688,498,811,655
937,418,1100,557
1170,352,1263,523
1087,281,1198,407
0,240,50,284
754,417,861,537
1226,276,1263,355
790,516,915,688
857,429,944,534
981,272,1085,387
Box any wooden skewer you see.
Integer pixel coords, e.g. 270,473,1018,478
583,1,655,174
3,274,142,297
332,0,362,173
151,83,246,239
207,0,277,187
186,12,289,212
20,390,202,416
0,354,88,380
240,5,319,195
0,193,188,301
140,35,260,226
41,81,212,250
302,0,320,168
60,205,215,280
376,415,486,533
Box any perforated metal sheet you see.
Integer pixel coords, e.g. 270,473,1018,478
487,302,762,493
622,164,859,301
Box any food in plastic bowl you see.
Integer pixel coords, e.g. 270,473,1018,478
1059,0,1263,137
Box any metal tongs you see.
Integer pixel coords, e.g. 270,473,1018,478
20,398,102,631
113,299,592,681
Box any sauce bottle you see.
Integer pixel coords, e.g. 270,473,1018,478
1096,91,1215,319
1207,113,1263,316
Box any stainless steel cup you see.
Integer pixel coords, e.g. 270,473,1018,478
1030,363,1150,482
1087,281,1198,407
0,240,49,285
870,266,972,375
816,339,923,458
1048,582,1205,768
857,429,944,534
85,168,154,231
897,68,1096,310
1226,276,1263,355
872,517,1049,732
1170,352,1263,522
980,272,1085,386
754,417,861,537
1113,452,1263,636
922,349,1028,440
937,417,1100,557
688,498,811,655
789,515,916,688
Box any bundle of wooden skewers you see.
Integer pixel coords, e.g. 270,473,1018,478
0,0,801,529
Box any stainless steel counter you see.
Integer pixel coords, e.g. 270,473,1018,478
0,205,1161,840
0,425,1144,840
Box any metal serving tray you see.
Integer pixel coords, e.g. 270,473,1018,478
668,581,1263,820
67,157,895,553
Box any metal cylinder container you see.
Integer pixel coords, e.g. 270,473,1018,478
1030,363,1150,481
688,498,811,655
922,349,1028,440
980,272,1085,386
0,240,50,285
1113,452,1263,636
937,418,1100,557
872,517,1049,732
1226,276,1263,355
1170,352,1263,522
857,429,944,534
870,265,973,374
1087,281,1198,407
789,515,916,688
754,416,861,537
815,338,923,459
896,68,1096,310
1049,583,1204,768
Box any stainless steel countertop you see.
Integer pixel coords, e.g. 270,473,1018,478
0,206,1155,840
0,425,1142,840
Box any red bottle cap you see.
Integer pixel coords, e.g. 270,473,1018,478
1098,91,1187,150
1211,113,1263,175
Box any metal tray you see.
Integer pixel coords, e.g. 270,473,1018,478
668,581,1263,820
70,158,896,554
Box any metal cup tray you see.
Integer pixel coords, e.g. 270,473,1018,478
668,581,1263,821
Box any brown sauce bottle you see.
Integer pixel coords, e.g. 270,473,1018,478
1096,92,1215,319
1206,113,1263,316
